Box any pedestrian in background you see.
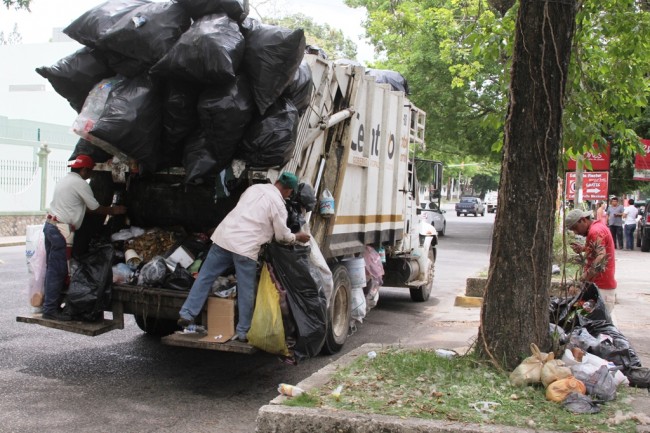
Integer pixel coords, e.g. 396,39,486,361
623,198,639,250
566,209,617,314
596,201,608,225
43,155,127,321
606,197,625,249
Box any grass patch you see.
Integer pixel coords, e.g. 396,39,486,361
289,348,639,432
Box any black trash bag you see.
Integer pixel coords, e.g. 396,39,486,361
573,365,617,402
63,0,151,48
96,1,191,65
139,256,168,287
562,392,601,414
163,263,195,291
182,131,218,185
150,14,244,84
626,367,650,389
240,98,299,168
89,73,162,174
69,138,113,164
265,242,326,361
282,60,313,116
366,68,410,94
305,44,328,59
161,80,201,168
103,49,150,77
589,334,642,371
198,75,255,166
35,47,113,113
176,0,248,22
550,283,612,331
243,22,306,115
65,244,115,322
286,182,316,233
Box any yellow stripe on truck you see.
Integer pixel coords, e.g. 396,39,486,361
334,214,404,225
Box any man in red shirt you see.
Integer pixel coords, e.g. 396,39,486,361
566,209,617,313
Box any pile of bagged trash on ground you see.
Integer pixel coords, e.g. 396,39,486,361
37,0,409,185
510,283,650,415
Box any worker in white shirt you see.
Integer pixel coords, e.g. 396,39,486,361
43,155,127,321
178,172,310,341
622,198,639,250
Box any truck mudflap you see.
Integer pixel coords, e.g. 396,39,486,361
161,333,257,354
16,301,125,337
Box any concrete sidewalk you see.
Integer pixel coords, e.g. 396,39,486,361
0,236,26,248
258,249,650,432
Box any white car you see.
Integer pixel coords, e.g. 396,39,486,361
419,202,446,236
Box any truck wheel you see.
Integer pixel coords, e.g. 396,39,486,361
321,264,352,355
134,314,178,337
457,212,461,217
481,211,485,216
410,248,435,302
642,234,650,252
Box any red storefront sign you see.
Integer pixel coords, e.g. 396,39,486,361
633,138,650,181
567,144,610,171
565,172,609,201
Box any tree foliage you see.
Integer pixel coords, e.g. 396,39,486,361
265,13,357,60
3,0,29,10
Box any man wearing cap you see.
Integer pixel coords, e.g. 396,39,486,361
42,155,127,321
178,172,311,341
566,208,617,313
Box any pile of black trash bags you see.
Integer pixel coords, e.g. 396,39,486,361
36,0,312,183
549,283,650,395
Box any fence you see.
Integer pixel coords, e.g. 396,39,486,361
0,150,69,212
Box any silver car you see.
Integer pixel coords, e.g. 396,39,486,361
419,202,446,236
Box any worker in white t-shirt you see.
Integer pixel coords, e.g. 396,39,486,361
623,198,639,250
42,155,127,321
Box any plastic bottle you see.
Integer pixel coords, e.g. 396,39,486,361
278,383,304,397
319,189,335,217
377,246,386,263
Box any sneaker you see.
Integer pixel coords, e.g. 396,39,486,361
229,334,248,343
177,317,194,328
42,310,72,321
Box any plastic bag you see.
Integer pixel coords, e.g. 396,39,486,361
365,69,410,94
541,353,573,387
626,366,650,389
265,242,326,361
27,228,46,307
65,245,115,322
72,77,122,139
197,75,255,168
176,0,248,21
63,0,150,48
112,263,132,284
509,343,549,387
573,365,617,401
163,263,195,291
569,327,600,351
70,139,113,164
36,47,113,113
546,376,586,402
89,74,162,174
242,21,306,115
182,131,218,184
282,61,313,116
247,264,289,356
150,14,244,84
308,237,333,307
138,256,168,287
562,392,601,414
351,287,367,324
96,2,190,65
161,80,200,167
241,98,299,168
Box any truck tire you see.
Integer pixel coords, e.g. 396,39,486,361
409,248,435,302
134,314,178,337
457,212,461,217
481,211,485,216
321,264,352,355
642,234,650,252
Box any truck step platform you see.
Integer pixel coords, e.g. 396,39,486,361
16,314,123,337
161,332,258,354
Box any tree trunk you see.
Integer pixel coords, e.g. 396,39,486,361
478,0,577,370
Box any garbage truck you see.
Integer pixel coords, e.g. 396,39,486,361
18,54,442,355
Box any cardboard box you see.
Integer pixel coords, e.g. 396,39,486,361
200,297,235,343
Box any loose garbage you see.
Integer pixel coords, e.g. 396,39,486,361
509,282,650,417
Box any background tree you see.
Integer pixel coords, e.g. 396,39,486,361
0,22,21,44
2,0,29,10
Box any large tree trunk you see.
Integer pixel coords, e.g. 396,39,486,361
478,0,577,370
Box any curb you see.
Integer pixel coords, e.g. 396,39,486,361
454,295,483,308
0,241,25,248
256,343,559,433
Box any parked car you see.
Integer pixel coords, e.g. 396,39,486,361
636,204,650,252
419,201,446,236
485,192,498,213
455,197,485,217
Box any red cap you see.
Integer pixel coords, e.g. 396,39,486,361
68,155,95,169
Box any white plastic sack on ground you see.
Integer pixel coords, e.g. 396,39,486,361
309,236,333,307
27,229,46,307
351,286,366,324
25,224,44,272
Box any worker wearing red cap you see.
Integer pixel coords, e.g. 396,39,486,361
42,154,127,321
